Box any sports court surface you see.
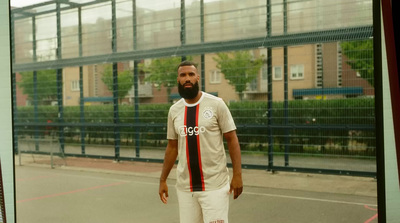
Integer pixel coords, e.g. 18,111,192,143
15,155,377,223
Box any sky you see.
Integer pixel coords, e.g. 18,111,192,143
10,0,184,8
10,0,219,9
11,0,52,7
10,0,103,8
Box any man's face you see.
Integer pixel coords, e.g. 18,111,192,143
177,65,200,99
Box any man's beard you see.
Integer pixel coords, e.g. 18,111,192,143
178,81,199,99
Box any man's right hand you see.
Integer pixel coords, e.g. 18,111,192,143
159,180,169,204
159,140,177,204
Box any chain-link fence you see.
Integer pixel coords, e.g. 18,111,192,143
12,0,375,176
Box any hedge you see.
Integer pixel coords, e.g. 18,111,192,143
14,98,375,155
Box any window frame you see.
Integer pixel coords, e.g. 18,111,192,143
273,66,283,80
209,70,221,84
290,64,304,80
71,80,80,91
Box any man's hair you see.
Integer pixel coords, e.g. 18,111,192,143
177,60,198,70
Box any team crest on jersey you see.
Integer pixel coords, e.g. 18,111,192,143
202,108,214,119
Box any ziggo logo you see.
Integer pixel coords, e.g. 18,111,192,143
179,125,206,136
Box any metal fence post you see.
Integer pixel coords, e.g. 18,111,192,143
78,7,85,155
266,0,274,170
112,0,120,161
133,60,140,158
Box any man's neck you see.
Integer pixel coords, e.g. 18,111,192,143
184,91,202,104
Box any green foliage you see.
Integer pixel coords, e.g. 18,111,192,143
15,98,375,155
141,56,192,97
213,51,264,100
101,65,133,102
15,99,375,128
229,98,374,125
229,98,375,153
17,70,58,104
340,40,374,86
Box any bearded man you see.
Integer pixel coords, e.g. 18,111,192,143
158,60,243,223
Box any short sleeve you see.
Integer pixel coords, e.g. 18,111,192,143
217,100,236,133
167,109,178,139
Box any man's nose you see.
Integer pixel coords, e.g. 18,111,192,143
182,75,191,82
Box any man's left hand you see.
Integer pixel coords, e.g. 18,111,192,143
229,175,243,199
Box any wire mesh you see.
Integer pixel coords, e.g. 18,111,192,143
11,0,375,175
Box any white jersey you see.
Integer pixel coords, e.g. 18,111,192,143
167,92,236,192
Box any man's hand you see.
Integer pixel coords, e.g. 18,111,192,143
159,180,169,204
224,130,243,200
229,174,243,199
159,140,177,204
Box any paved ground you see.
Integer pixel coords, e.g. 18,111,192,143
15,154,378,223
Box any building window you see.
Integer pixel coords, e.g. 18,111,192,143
247,79,257,91
165,20,174,30
108,29,113,39
337,42,342,87
210,70,221,84
290,64,304,80
316,43,323,87
260,64,268,80
273,66,282,80
118,28,124,38
93,65,98,96
71,80,80,91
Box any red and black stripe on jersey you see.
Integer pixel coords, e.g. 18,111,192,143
184,105,205,192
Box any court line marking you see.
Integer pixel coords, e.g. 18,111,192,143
363,205,378,223
54,173,158,185
243,191,377,207
23,168,159,184
364,205,377,211
18,169,377,208
17,170,159,188
16,175,59,182
17,182,127,203
364,213,378,223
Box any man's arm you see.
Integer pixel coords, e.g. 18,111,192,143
159,139,178,204
224,130,243,199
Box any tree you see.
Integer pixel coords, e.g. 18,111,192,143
213,51,264,100
101,65,133,103
141,56,192,100
340,39,374,86
17,70,58,105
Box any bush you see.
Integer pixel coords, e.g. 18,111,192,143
14,98,375,155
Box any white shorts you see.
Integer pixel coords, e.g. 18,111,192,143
176,183,230,223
